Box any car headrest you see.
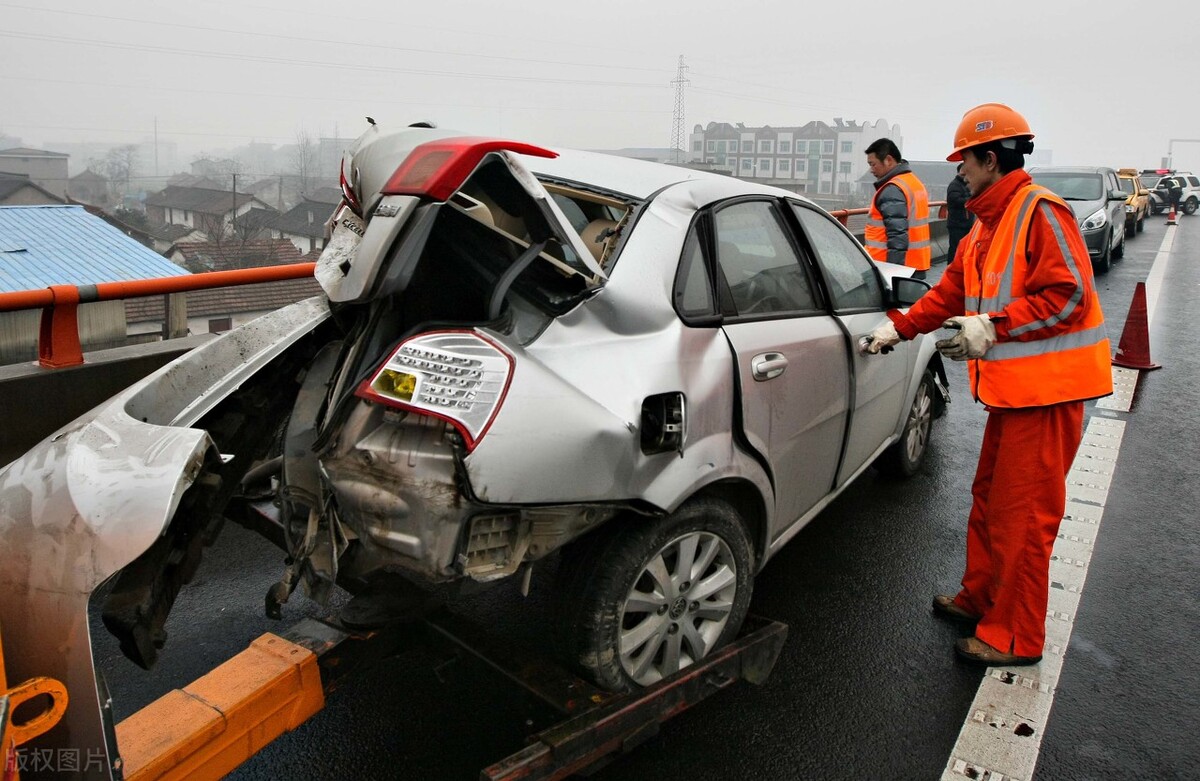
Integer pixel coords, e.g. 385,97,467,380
580,218,618,262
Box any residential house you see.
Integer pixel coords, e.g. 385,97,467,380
167,238,303,273
0,173,64,206
234,207,278,242
688,118,902,200
129,237,317,336
0,205,187,364
189,158,239,180
144,222,207,254
125,276,322,337
144,184,275,242
68,170,112,208
165,173,228,189
270,188,341,254
0,147,70,198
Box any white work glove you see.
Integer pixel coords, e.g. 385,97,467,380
860,319,901,355
936,315,996,360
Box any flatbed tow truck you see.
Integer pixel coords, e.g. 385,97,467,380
2,500,787,780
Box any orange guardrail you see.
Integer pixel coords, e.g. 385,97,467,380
0,263,316,369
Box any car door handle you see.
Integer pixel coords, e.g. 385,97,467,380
752,353,788,381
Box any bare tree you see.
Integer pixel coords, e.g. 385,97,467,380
290,130,317,197
103,145,138,202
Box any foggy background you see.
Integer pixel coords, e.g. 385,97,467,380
3,0,1199,187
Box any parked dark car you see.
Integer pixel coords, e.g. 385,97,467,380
1030,166,1126,273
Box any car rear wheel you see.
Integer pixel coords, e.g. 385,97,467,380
554,498,753,691
876,368,935,477
1185,198,1198,216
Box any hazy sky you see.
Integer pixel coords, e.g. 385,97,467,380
4,0,1200,175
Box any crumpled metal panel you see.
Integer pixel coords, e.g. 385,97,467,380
0,296,329,778
466,182,772,516
320,403,469,582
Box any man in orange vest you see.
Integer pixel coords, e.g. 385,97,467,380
864,138,932,279
862,104,1113,666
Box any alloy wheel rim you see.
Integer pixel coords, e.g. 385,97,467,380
618,531,737,686
905,383,932,462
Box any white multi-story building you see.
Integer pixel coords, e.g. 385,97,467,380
688,118,902,197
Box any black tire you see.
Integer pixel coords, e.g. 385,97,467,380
1125,219,1135,238
554,498,754,691
1113,232,1124,260
1185,198,1198,216
876,369,936,477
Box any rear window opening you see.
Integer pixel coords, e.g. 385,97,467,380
379,157,634,341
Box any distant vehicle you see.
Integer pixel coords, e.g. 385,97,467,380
1117,168,1150,236
1141,169,1200,215
1029,166,1126,273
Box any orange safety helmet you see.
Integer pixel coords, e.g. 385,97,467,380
946,103,1035,162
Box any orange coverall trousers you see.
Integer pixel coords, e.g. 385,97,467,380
952,401,1084,657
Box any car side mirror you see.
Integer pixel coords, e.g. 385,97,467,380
891,276,930,307
1109,190,1128,201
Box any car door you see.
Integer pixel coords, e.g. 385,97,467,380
787,201,911,486
701,198,848,536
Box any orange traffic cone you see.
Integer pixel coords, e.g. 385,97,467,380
1167,203,1178,225
1112,282,1161,370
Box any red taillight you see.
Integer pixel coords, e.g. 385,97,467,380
340,159,362,217
356,330,514,451
381,137,557,202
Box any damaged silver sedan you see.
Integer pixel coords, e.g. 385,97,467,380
0,122,946,773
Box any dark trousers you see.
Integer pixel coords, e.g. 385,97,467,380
946,225,971,265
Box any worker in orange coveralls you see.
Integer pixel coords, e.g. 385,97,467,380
862,103,1113,665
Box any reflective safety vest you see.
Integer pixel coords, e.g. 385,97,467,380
962,184,1113,408
865,171,931,271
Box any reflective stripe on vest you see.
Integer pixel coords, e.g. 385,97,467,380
962,184,1113,408
865,171,932,270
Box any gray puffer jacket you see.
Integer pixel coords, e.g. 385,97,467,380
872,162,915,265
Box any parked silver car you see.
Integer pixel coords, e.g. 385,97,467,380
0,123,947,768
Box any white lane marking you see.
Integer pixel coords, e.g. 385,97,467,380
1095,366,1138,412
941,417,1126,781
1143,224,1176,328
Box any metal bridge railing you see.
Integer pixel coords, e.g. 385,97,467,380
0,263,317,369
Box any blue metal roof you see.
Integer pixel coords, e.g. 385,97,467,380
0,205,187,294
